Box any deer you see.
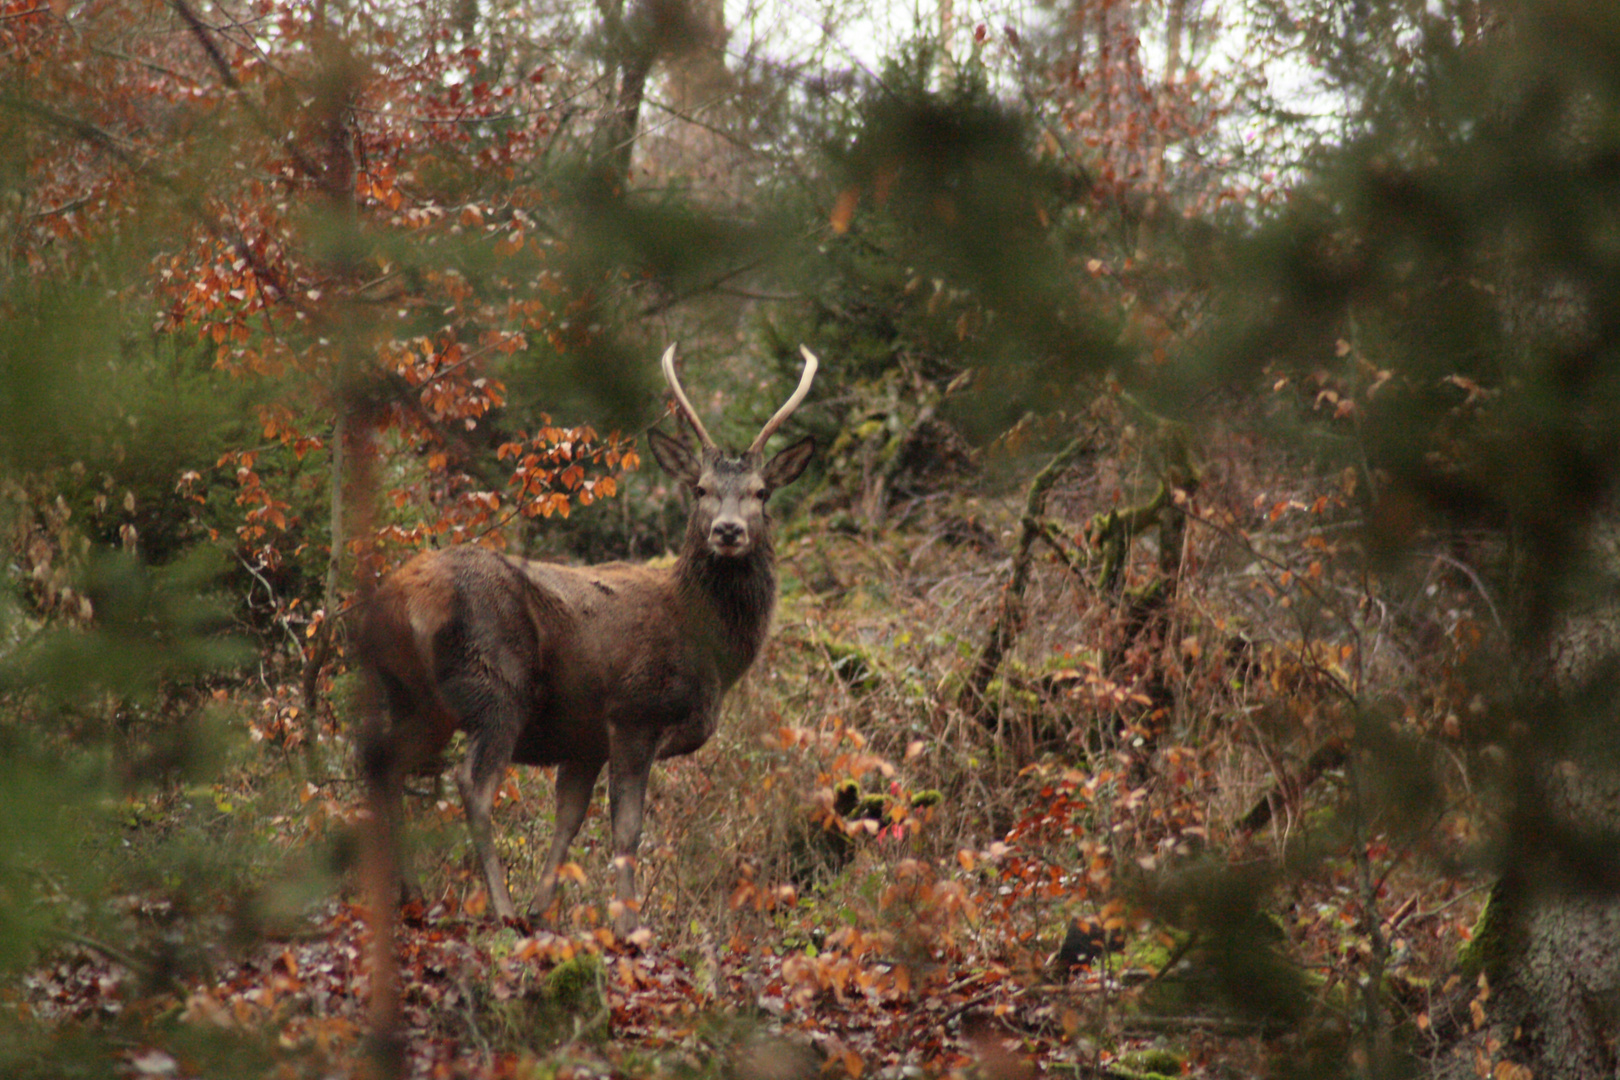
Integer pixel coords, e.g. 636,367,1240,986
357,344,817,935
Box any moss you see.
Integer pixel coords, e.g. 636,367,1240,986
1457,887,1520,982
1039,651,1103,673
1122,578,1168,609
821,637,881,695
832,778,862,817
854,792,890,820
545,952,606,1015
984,676,1040,712
471,949,611,1055
1127,933,1175,972
1127,1048,1186,1073
1120,1047,1187,1078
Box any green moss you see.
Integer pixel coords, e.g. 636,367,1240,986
1457,888,1519,981
854,793,890,821
832,778,862,817
1128,1048,1186,1073
984,676,1040,712
1119,1047,1187,1079
1126,933,1174,972
545,952,605,1015
821,637,881,695
477,949,611,1054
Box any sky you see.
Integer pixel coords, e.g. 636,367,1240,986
725,0,1332,116
720,0,1341,173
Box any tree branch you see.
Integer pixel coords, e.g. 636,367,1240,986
960,430,1096,724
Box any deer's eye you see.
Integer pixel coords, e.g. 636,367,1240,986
694,484,710,498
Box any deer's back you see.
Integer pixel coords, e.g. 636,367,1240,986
365,544,722,767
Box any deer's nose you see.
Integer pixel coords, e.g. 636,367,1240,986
711,520,747,551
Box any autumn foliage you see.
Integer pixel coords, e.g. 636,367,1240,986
7,0,637,619
12,2,1620,1080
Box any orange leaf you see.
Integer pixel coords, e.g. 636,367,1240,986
830,187,858,234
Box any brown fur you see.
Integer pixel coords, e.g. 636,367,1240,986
358,349,815,934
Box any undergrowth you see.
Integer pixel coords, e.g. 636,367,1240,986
10,425,1493,1078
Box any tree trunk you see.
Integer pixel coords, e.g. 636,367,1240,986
639,0,745,202
595,0,658,185
1428,563,1620,1078
1431,864,1620,1079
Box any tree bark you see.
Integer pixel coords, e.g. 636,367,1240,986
1431,865,1620,1079
595,0,658,185
1427,585,1620,1080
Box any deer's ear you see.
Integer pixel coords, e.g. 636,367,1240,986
648,427,700,486
762,436,815,492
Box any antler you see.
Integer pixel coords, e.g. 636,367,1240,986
747,345,819,454
659,343,716,449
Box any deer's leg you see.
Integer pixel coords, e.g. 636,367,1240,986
358,714,414,907
530,756,605,924
607,738,658,937
453,719,523,921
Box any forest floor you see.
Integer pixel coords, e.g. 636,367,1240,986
10,460,1490,1079
25,891,1204,1080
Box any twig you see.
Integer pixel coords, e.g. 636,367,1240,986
1132,929,1200,999
1233,737,1349,834
0,3,48,23
1121,1014,1269,1037
1406,882,1491,925
236,554,303,655
937,981,1030,1027
50,930,150,977
1429,551,1505,633
1179,504,1362,703
1032,523,1089,580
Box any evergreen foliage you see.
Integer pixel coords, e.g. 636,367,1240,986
6,1,1620,1077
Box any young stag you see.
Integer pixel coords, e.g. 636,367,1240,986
359,345,817,934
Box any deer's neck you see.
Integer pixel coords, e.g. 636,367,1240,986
676,540,777,685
